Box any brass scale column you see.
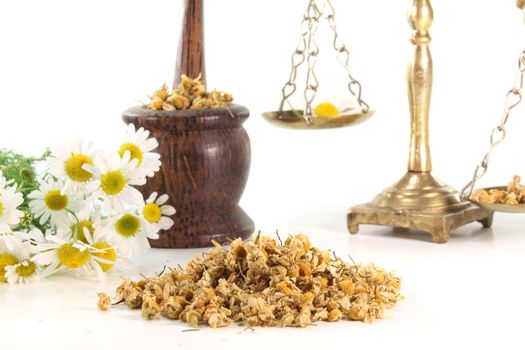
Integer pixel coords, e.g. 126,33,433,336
347,0,494,243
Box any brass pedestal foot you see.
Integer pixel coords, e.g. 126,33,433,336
348,203,493,243
348,172,494,243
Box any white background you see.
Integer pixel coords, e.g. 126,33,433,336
1,0,525,349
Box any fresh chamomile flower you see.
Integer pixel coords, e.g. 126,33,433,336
108,212,155,257
82,225,122,273
0,185,24,233
28,179,83,227
83,151,146,212
314,100,365,118
32,230,96,277
0,234,32,282
119,124,161,178
141,192,175,233
48,139,99,193
0,231,30,253
314,102,340,117
59,207,103,243
4,258,41,284
0,251,19,282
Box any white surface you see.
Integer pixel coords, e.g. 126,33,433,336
2,213,525,350
1,0,525,349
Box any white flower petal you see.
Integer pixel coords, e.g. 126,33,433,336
156,194,169,205
161,205,176,216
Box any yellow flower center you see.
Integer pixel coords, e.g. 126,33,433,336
72,220,94,243
143,203,162,223
100,170,126,196
15,260,37,278
0,253,19,282
119,143,143,166
57,243,91,269
64,153,94,182
115,214,141,238
0,200,4,217
93,242,117,272
314,102,339,117
44,190,69,211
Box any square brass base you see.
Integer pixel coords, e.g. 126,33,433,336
347,204,493,243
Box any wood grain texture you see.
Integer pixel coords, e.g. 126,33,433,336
122,104,254,248
174,0,206,87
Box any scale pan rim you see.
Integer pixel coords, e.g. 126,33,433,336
261,109,375,130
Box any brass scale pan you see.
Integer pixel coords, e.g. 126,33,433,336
262,110,375,130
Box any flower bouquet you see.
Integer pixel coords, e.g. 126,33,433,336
0,125,175,283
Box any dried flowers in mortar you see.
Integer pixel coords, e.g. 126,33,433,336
147,74,233,111
0,124,176,284
471,175,525,205
101,233,402,328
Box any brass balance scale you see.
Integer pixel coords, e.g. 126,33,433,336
263,0,525,243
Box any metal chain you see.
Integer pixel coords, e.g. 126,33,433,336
460,49,525,200
278,0,369,121
324,0,369,113
302,1,322,122
279,0,320,118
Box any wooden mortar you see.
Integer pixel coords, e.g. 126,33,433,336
122,0,254,247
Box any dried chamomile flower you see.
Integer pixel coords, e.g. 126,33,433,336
147,84,171,110
152,84,170,101
103,233,402,328
167,94,191,110
471,189,489,203
97,293,111,311
148,97,165,111
190,97,216,110
145,75,234,111
179,74,206,100
142,294,161,320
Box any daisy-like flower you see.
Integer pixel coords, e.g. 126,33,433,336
63,207,102,243
0,185,24,233
0,231,30,253
4,258,41,284
83,151,146,212
82,225,123,274
32,230,97,277
107,211,155,258
0,251,19,282
0,233,32,282
28,179,83,227
48,139,99,193
141,192,175,234
119,124,161,178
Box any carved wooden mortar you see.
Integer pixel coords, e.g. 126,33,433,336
122,105,253,248
122,0,254,247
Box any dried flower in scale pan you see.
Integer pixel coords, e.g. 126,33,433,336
107,233,402,328
472,175,525,205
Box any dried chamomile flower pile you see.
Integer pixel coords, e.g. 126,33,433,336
472,175,525,205
147,75,233,111
102,233,402,328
